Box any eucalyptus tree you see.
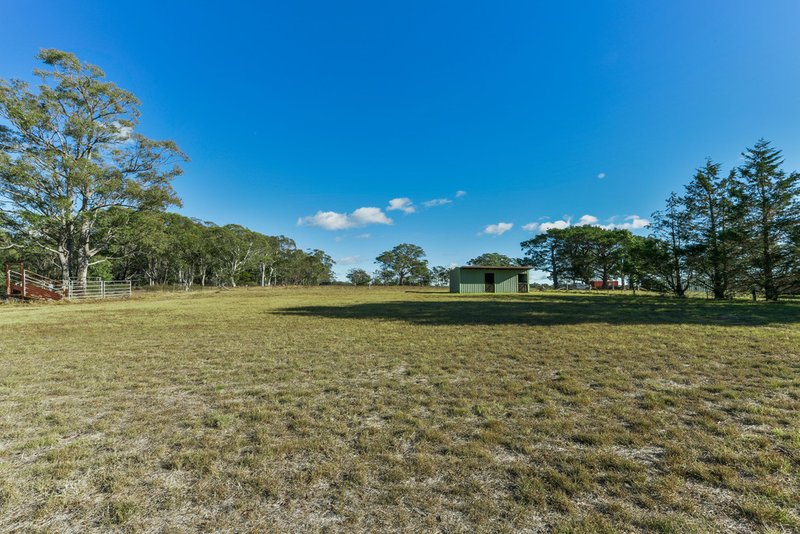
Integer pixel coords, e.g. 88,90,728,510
375,243,428,285
736,140,799,300
0,50,186,287
210,224,257,287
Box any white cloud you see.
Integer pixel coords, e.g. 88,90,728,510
455,190,467,198
338,256,362,266
298,207,392,230
387,197,415,214
356,233,371,239
601,215,650,230
481,222,514,236
350,207,392,225
524,213,650,233
576,214,598,226
597,172,606,179
423,198,452,208
523,219,571,233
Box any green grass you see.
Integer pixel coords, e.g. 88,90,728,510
1,287,799,532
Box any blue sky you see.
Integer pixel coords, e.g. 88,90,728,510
2,1,799,280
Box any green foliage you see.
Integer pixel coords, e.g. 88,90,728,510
430,265,451,287
346,268,371,285
467,252,518,266
735,140,800,300
682,159,745,299
375,243,429,285
522,227,632,289
521,230,569,289
521,140,799,299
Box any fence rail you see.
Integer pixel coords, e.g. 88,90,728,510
66,280,132,300
4,264,131,300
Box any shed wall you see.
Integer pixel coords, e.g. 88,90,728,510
457,269,520,293
449,268,460,292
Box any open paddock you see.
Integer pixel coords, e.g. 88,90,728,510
1,288,798,532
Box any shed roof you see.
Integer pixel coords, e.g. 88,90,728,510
457,265,533,270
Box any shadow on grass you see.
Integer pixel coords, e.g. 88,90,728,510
274,293,800,327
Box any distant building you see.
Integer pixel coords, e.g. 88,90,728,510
589,280,620,289
449,266,532,294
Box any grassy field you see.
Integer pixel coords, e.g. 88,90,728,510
1,287,799,532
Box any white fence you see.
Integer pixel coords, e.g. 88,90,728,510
66,280,132,300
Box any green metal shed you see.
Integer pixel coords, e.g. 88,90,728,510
449,266,532,294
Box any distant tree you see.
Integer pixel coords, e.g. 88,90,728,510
371,267,395,286
736,140,800,300
0,50,187,287
375,243,428,285
296,249,335,285
408,262,432,285
649,192,694,297
430,266,451,287
620,234,652,293
559,226,597,285
347,268,371,285
467,252,518,266
521,229,568,289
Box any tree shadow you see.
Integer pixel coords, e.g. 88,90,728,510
274,293,800,327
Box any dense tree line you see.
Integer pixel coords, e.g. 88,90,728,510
522,141,800,300
0,50,334,289
1,209,335,287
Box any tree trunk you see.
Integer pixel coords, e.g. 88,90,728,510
550,248,559,289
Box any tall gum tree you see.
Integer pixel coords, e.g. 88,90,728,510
0,49,187,286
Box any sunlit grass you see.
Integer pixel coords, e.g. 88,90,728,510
1,287,798,531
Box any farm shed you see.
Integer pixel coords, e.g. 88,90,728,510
449,266,532,293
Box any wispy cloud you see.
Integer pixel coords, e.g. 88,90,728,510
481,222,514,236
455,190,467,198
597,172,606,179
423,198,452,208
298,207,392,230
338,255,363,266
386,197,415,214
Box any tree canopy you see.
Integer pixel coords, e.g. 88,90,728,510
467,252,518,266
375,243,429,285
0,50,187,285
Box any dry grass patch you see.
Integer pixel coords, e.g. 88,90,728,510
0,287,799,532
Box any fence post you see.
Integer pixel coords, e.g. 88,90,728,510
4,264,9,297
21,262,26,298
101,280,105,299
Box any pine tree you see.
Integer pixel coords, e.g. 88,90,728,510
683,160,744,298
736,140,800,300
